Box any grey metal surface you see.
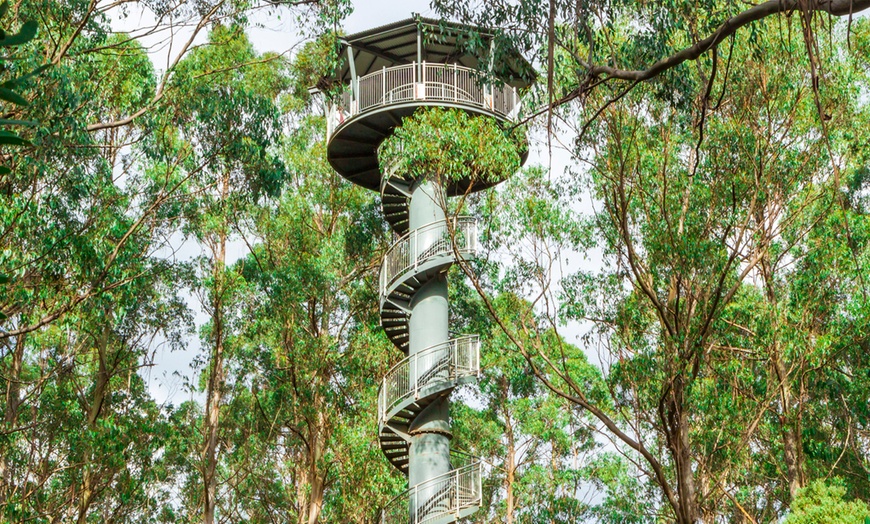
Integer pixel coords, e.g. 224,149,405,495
406,181,452,499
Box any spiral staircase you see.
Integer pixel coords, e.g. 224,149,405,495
375,173,483,523
320,16,532,524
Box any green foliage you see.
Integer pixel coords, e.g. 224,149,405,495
3,0,870,522
0,1,41,166
378,107,524,185
784,480,870,524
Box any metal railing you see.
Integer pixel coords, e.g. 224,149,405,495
327,61,520,139
378,335,480,423
379,217,478,299
380,460,482,524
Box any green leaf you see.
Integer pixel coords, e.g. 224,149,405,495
0,1,7,19
0,118,36,126
0,130,30,146
0,87,28,106
0,166,9,175
0,65,51,90
0,20,38,47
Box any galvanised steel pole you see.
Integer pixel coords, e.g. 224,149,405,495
406,179,451,520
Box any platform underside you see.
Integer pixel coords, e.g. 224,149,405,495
326,101,528,196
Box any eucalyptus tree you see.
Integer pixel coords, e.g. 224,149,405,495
209,40,402,522
451,280,605,524
414,4,870,521
154,24,291,523
0,0,349,340
1,1,345,522
563,17,870,522
218,121,398,523
0,8,197,519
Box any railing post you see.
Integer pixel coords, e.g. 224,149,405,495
453,63,459,102
476,338,480,377
413,354,418,399
381,376,387,421
475,462,481,503
455,469,460,514
382,66,386,104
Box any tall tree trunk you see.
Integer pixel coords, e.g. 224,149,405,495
665,376,700,524
77,321,113,524
306,415,325,524
773,353,804,499
294,446,309,524
503,380,516,524
761,256,805,500
305,395,327,524
1,332,26,503
4,331,26,425
204,172,230,524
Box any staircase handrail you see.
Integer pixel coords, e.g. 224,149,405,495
379,217,478,299
378,335,480,423
379,459,483,524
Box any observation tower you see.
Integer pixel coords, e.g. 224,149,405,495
319,17,532,524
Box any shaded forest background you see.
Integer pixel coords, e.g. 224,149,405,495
0,0,869,522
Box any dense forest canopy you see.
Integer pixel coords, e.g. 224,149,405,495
0,0,868,522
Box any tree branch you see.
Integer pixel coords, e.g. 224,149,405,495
584,0,870,82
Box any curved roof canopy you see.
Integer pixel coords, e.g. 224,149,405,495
320,16,535,90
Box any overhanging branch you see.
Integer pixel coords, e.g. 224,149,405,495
586,0,870,81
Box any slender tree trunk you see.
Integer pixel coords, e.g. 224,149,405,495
204,173,230,524
761,255,805,500
306,414,325,524
773,354,804,499
503,380,516,524
305,379,327,524
294,446,309,524
1,332,26,504
666,376,700,524
4,332,26,425
203,255,225,524
77,321,113,524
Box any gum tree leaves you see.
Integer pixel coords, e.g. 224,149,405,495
378,107,524,186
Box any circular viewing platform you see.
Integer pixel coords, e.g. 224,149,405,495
326,61,521,192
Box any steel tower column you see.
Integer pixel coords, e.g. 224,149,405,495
406,180,451,517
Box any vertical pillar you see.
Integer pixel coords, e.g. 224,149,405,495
407,179,452,520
